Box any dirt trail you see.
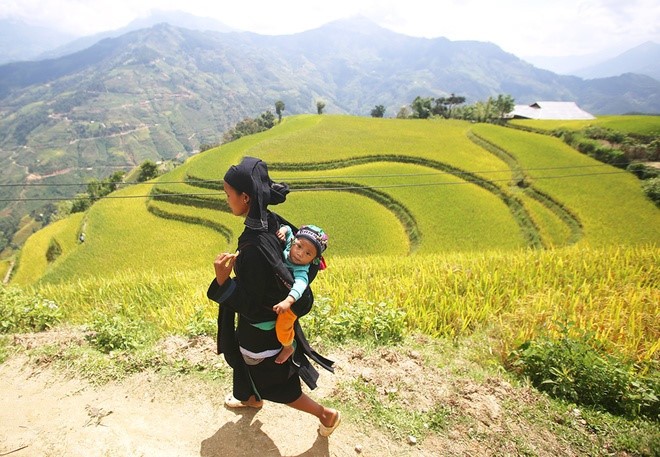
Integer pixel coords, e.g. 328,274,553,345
0,354,427,457
1,331,594,457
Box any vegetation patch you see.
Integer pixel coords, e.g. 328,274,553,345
509,323,659,421
0,286,62,333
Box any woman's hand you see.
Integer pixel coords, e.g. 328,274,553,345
213,251,239,285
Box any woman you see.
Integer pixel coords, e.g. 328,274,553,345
206,156,341,438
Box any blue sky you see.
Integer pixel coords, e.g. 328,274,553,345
1,0,659,58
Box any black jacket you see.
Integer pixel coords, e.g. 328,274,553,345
206,211,333,390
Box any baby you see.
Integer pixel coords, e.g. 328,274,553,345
273,224,328,364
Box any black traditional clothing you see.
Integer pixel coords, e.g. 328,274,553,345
207,157,332,403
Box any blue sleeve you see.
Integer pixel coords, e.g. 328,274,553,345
288,265,309,301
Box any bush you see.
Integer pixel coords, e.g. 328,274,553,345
185,306,216,337
46,238,62,263
641,177,660,207
87,311,151,353
509,324,659,420
0,286,62,333
628,163,659,180
305,298,406,344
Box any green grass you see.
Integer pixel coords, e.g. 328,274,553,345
32,185,228,285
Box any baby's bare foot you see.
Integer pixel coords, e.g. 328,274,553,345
275,345,294,364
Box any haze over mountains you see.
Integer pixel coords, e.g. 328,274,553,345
0,14,659,228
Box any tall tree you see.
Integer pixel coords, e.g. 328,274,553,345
275,100,285,123
370,105,386,118
493,94,515,119
445,93,466,119
411,96,433,119
316,100,326,115
137,160,159,182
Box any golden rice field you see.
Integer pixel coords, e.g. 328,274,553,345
9,115,659,364
32,244,659,363
510,115,660,136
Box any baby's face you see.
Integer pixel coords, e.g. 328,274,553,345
289,237,317,265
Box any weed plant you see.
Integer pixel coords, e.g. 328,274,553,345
0,286,62,333
87,309,156,353
509,322,659,420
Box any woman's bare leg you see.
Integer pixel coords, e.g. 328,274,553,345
287,393,338,427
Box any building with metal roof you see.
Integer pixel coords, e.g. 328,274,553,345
510,101,596,120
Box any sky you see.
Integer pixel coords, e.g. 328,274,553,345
2,0,659,58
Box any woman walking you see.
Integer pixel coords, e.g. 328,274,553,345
206,156,341,437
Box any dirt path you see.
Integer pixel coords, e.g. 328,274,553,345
0,354,426,457
1,330,609,457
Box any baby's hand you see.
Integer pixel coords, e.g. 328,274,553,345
276,227,287,242
273,300,291,314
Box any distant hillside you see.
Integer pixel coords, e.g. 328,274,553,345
574,42,660,81
1,19,659,229
0,19,75,64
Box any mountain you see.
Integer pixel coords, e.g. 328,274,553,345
36,10,237,61
0,18,76,64
573,41,660,81
0,18,659,227
522,50,618,76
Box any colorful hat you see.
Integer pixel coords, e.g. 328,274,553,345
295,225,328,258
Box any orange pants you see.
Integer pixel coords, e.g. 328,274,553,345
275,309,297,347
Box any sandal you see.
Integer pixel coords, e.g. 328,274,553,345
224,394,263,409
318,411,341,437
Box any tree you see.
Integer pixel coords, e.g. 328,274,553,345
46,238,62,263
71,194,91,213
316,100,326,115
275,100,285,123
397,106,411,119
86,171,126,201
493,94,515,120
445,93,466,119
257,110,276,130
432,94,466,118
370,105,386,118
137,160,159,182
411,96,433,119
222,111,278,144
108,171,125,191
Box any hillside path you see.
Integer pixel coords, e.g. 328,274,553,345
0,354,430,457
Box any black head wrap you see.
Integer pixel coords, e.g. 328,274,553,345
223,156,289,231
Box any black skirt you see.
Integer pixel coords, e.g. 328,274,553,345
244,355,302,404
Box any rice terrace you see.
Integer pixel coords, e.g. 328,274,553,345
2,114,659,456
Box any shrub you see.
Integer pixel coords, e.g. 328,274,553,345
627,163,659,180
509,324,659,420
641,177,660,207
46,238,62,263
87,310,151,353
0,286,62,333
185,306,216,337
305,298,406,344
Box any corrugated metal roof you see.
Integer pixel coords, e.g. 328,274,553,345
510,101,595,120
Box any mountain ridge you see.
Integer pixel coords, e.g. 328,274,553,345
573,41,660,81
0,19,658,236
